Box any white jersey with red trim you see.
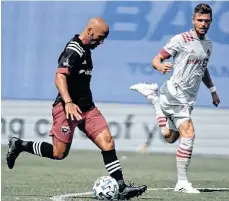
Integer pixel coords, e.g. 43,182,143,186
160,29,212,106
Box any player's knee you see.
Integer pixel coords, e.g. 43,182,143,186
102,136,115,151
162,128,171,138
53,151,64,160
162,129,179,144
165,137,174,144
164,131,180,144
93,128,115,151
52,137,71,160
179,120,195,138
99,133,115,151
53,149,69,160
53,143,70,160
181,127,195,138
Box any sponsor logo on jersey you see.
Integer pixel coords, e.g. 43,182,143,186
186,59,202,65
79,69,92,75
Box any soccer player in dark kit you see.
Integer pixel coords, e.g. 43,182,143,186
6,17,147,200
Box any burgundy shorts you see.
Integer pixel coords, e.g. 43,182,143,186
49,103,108,143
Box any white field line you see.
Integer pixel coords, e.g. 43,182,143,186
50,187,229,201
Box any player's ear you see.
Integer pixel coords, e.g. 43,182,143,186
87,27,92,35
192,15,195,25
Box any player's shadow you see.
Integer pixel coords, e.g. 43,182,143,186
138,198,163,200
70,196,95,199
71,197,159,200
199,189,229,192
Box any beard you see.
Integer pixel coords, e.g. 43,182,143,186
195,26,209,36
89,43,100,50
83,43,96,49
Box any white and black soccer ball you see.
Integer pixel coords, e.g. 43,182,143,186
93,176,119,200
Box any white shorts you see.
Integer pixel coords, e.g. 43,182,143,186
159,81,193,130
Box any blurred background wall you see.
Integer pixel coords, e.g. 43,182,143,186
2,1,229,107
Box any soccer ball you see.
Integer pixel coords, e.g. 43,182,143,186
93,176,119,200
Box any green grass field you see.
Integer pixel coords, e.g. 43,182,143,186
2,146,229,201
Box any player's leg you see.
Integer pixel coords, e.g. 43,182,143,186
6,102,76,169
81,107,147,200
52,136,71,159
159,84,199,193
164,121,180,144
130,83,180,143
21,136,71,160
6,135,71,168
139,124,179,153
94,129,147,199
174,118,200,193
163,97,198,193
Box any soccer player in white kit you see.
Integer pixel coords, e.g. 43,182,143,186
130,4,220,193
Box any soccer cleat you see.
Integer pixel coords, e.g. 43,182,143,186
130,83,158,99
6,137,23,169
118,184,147,200
174,181,200,194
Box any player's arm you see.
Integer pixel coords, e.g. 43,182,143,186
202,69,220,107
152,53,172,74
202,68,214,89
152,34,181,74
55,47,83,120
55,74,72,104
55,48,79,103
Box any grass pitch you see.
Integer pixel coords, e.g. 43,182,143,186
2,147,229,201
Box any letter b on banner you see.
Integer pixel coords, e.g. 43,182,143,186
103,1,152,40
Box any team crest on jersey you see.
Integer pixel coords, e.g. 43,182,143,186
61,126,70,135
207,49,211,57
63,59,70,67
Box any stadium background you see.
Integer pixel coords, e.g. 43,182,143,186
1,1,229,201
2,1,229,106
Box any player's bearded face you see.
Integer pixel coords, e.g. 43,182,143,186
193,13,212,36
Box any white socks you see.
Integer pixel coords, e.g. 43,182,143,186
176,137,194,181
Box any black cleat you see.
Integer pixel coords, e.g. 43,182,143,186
6,137,22,169
118,184,147,200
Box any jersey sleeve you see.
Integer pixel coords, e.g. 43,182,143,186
57,41,85,75
160,34,182,59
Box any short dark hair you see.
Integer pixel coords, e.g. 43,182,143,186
194,3,212,18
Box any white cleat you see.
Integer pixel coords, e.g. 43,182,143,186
129,83,159,98
174,181,200,194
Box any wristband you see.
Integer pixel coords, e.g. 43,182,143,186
209,86,216,93
65,101,72,104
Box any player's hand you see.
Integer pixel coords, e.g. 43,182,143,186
65,102,82,121
159,62,172,74
211,92,220,107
